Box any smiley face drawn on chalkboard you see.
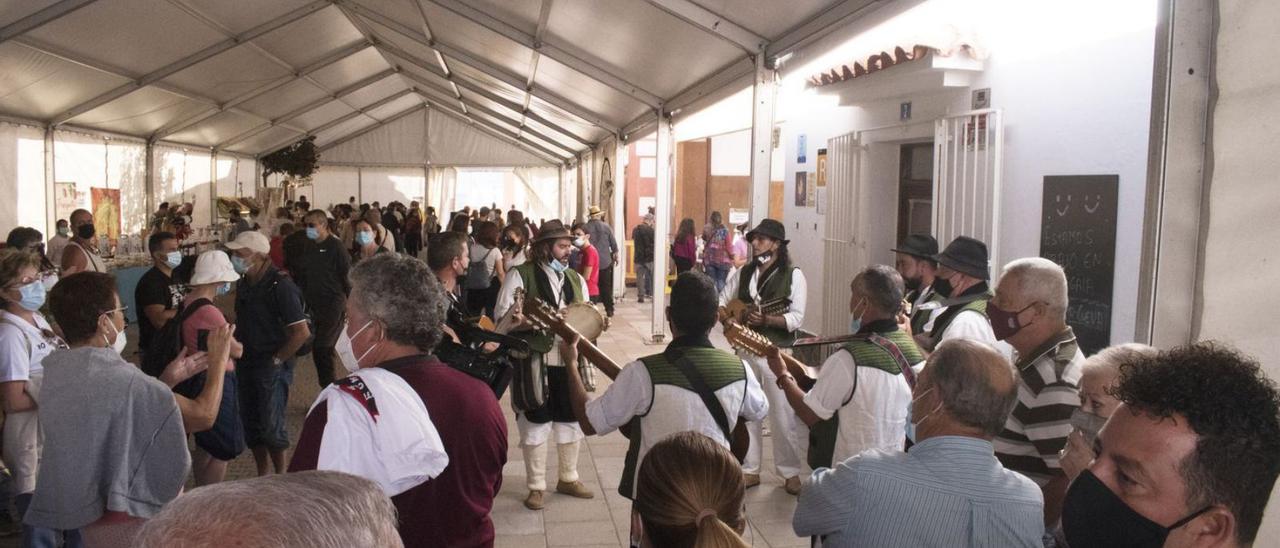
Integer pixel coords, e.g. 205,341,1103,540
1055,195,1070,217
1084,194,1102,214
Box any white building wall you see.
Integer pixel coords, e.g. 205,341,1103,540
776,0,1157,337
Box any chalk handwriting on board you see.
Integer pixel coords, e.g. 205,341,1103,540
1040,175,1119,355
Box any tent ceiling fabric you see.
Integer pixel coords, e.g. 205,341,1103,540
0,0,875,163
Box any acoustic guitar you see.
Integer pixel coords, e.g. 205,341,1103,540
723,319,816,391
719,297,790,327
525,299,750,462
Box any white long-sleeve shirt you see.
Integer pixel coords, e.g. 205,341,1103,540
719,264,807,333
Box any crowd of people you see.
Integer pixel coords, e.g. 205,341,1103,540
0,197,1275,548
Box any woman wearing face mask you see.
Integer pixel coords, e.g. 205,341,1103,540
6,227,57,273
0,250,72,545
176,251,245,486
47,220,71,266
500,224,528,268
1058,343,1159,482
350,219,389,263
25,271,227,547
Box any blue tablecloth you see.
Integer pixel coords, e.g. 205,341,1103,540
113,266,149,325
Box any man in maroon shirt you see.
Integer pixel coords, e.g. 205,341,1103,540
289,254,507,548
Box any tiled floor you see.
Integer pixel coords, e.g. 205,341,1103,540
3,291,808,548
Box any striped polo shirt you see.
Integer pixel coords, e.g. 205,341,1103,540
993,327,1084,486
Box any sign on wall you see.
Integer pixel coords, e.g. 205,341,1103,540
91,188,121,243
794,172,807,206
1039,175,1118,355
54,183,79,223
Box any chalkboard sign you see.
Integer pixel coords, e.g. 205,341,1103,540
1039,175,1118,355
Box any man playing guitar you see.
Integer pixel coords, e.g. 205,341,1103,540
559,271,767,547
493,220,594,511
719,218,809,494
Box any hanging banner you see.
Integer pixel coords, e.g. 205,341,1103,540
91,188,121,243
54,183,79,223
794,171,808,206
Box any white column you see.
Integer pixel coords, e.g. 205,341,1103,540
748,53,777,224
44,126,56,237
209,149,218,227
651,108,673,342
612,136,627,299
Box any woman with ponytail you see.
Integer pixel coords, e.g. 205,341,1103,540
633,431,750,548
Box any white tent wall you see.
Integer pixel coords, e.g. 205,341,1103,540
308,166,359,210
153,145,213,230
0,122,47,237
428,167,456,219
215,154,257,200
54,129,147,237
322,110,426,166
360,167,426,207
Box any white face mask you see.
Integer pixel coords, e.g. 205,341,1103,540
102,312,127,355
335,320,378,373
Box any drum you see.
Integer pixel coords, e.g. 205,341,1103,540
562,302,606,340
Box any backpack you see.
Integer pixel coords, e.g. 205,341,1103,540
141,298,213,378
465,247,497,290
263,269,315,356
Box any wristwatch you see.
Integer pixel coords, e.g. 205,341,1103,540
272,356,285,367
776,373,795,390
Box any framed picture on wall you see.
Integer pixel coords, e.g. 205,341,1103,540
806,172,817,206
794,172,807,206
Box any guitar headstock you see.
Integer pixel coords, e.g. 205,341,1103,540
723,321,774,357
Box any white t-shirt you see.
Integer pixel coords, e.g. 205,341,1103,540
939,310,1014,360
0,311,58,382
803,348,917,464
585,353,769,497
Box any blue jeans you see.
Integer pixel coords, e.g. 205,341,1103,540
16,493,82,548
635,262,653,299
237,356,295,451
704,263,730,294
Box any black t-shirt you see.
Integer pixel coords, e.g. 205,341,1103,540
235,267,307,359
298,235,351,301
134,266,189,351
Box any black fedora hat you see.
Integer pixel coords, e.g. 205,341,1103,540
935,236,989,279
891,234,939,261
745,219,788,244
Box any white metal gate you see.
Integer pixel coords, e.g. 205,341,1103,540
821,132,867,339
933,109,1004,275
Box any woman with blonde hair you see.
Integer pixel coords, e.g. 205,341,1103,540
633,431,749,548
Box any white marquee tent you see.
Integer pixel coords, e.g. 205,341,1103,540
0,0,882,236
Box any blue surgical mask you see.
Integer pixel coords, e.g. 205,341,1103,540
306,227,319,240
56,226,70,237
849,299,866,334
905,387,940,444
216,281,232,296
17,281,45,311
355,231,374,246
230,255,249,274
573,237,585,248
550,258,569,273
164,251,182,269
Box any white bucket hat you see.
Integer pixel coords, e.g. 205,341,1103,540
190,250,240,285
225,230,270,255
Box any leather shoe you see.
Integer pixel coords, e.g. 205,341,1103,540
784,476,802,495
556,480,595,499
523,490,544,510
743,473,761,488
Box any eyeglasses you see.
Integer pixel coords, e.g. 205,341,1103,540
6,270,56,290
101,305,128,317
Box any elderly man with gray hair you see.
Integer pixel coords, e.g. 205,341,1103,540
793,339,1044,546
988,257,1083,528
289,254,507,548
134,471,401,547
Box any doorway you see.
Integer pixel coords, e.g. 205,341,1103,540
897,142,933,242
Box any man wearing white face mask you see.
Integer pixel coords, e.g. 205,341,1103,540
765,265,925,471
136,231,190,361
290,254,506,548
494,219,595,510
177,251,246,486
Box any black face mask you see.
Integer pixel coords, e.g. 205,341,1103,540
76,224,95,239
1062,469,1211,548
904,276,922,291
932,275,954,298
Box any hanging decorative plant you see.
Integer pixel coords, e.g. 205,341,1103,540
261,136,320,182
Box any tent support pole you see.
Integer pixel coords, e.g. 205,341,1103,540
749,53,776,224
44,126,56,238
651,107,672,343
145,140,155,228
612,136,626,302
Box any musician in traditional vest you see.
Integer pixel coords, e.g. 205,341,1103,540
766,265,926,470
493,220,595,510
719,218,808,494
892,234,943,335
910,236,999,354
559,271,767,515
